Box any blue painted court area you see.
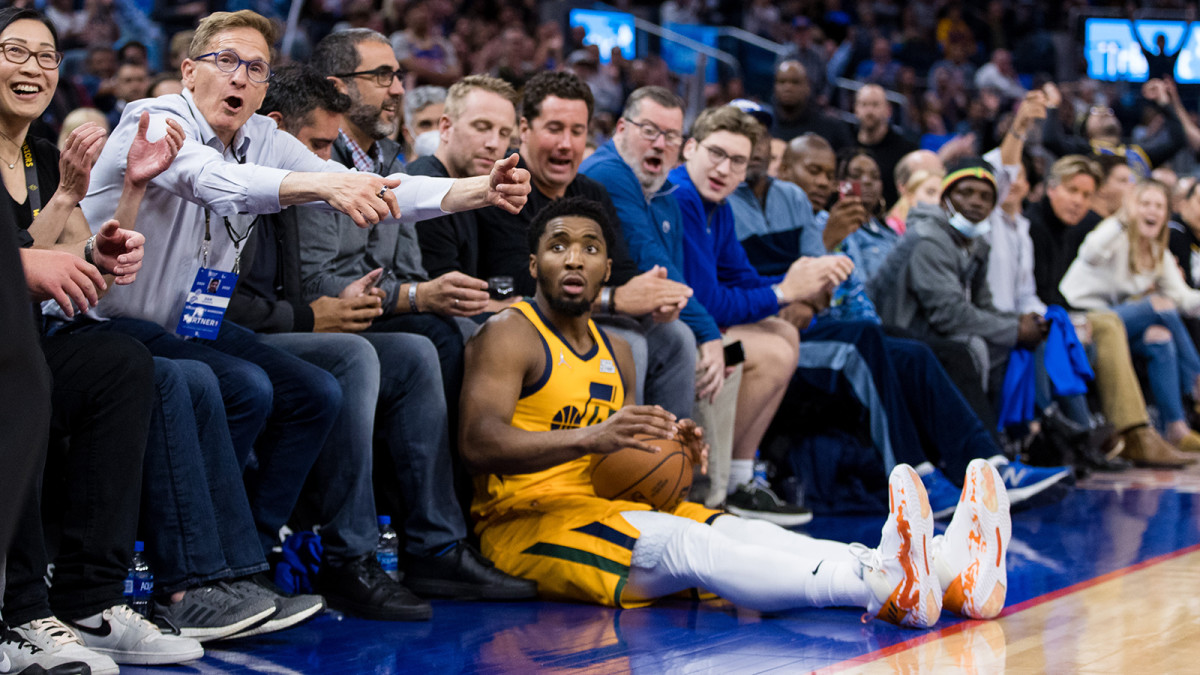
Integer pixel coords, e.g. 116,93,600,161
123,477,1200,674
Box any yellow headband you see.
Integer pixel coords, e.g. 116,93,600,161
941,166,996,193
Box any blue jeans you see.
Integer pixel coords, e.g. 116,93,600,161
260,331,470,560
363,332,469,556
67,318,341,558
142,359,267,593
1113,300,1200,425
797,320,999,480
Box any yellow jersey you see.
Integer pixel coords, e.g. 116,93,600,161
471,301,625,524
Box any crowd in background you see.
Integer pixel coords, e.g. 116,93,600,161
9,1,1200,673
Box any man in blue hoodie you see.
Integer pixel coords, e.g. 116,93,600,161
664,105,861,516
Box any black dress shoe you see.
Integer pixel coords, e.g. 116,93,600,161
316,555,432,621
405,541,538,600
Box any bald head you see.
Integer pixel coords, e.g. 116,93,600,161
774,60,810,109
854,84,889,133
782,133,836,210
894,150,944,193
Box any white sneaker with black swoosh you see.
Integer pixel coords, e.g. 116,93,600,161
66,604,203,666
1,625,99,675
10,617,116,675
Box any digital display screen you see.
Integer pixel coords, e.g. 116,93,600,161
569,9,636,64
1085,18,1200,84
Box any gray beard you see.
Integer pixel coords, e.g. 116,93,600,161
347,102,398,141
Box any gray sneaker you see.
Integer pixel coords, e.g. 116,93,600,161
154,582,277,642
222,574,325,640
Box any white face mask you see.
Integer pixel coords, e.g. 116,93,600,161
946,203,992,239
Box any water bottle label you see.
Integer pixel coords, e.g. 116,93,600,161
376,551,398,572
136,579,154,595
124,578,134,596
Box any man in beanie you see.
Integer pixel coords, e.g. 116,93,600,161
869,157,1049,402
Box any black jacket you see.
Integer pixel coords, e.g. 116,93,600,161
226,207,313,333
1025,198,1101,309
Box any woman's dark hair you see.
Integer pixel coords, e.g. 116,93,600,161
0,8,59,49
835,146,877,181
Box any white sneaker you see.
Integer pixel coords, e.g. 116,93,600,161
934,458,1012,619
855,463,941,629
0,627,94,675
10,616,118,675
66,604,203,666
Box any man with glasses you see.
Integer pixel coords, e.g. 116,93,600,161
60,10,530,624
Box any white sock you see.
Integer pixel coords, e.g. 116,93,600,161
728,459,754,494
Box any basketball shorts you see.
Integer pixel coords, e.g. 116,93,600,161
479,495,723,608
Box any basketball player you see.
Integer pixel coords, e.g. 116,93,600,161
459,196,1013,626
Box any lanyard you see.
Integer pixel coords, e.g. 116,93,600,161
22,142,40,217
202,209,256,274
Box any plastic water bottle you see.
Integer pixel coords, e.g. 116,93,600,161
753,458,771,487
376,516,400,581
124,541,153,617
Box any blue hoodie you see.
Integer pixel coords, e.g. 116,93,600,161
579,141,722,344
668,165,783,328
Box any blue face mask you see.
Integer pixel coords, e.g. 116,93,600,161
946,204,992,239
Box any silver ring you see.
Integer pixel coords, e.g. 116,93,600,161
378,187,387,198
454,298,459,306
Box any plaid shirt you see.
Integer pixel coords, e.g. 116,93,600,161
339,130,377,173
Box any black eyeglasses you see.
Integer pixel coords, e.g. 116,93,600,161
194,50,271,84
0,43,63,70
699,143,750,170
334,66,405,87
622,118,684,146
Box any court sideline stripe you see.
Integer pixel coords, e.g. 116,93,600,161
811,541,1200,674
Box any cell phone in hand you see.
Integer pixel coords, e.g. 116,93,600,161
723,340,745,366
367,268,394,292
838,180,862,200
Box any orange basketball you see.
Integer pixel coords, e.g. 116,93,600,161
590,435,693,511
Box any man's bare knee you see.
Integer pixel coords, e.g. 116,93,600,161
1145,325,1172,343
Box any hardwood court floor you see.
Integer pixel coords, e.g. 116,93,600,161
123,466,1200,674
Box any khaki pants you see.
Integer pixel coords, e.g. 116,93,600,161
690,348,743,508
1088,309,1150,432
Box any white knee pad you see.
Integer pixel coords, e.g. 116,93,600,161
623,510,711,570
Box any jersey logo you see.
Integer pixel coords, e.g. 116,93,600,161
549,383,617,430
599,359,615,374
558,348,572,369
551,405,586,430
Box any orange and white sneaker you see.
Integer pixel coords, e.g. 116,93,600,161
855,463,941,629
933,458,1012,620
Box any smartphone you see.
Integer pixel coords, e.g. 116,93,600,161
837,180,861,200
723,340,745,367
366,268,394,292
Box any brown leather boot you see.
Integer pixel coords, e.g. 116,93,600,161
1122,426,1198,468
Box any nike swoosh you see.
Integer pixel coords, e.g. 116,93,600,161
70,619,112,638
811,560,823,575
0,652,12,672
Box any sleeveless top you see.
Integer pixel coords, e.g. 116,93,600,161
471,300,625,523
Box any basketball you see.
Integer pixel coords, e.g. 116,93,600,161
590,435,693,511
